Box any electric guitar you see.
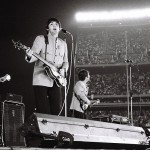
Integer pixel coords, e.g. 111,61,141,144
12,40,66,87
75,93,100,111
80,99,100,111
0,74,11,83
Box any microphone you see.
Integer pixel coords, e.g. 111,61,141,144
60,28,71,34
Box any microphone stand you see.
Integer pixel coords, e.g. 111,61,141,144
126,60,133,125
63,33,68,117
129,62,133,126
62,30,74,117
64,69,67,117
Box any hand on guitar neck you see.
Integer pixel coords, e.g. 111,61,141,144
25,48,33,59
0,74,11,83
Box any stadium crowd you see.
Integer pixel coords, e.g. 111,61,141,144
76,24,150,65
75,23,150,127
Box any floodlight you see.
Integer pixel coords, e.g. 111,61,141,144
75,8,150,22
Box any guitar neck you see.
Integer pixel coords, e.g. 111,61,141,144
12,40,58,72
90,100,100,105
33,53,49,66
90,100,97,104
32,53,58,71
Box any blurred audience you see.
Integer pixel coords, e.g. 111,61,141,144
76,24,150,65
75,24,150,127
87,71,150,95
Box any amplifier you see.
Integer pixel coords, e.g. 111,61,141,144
110,115,130,124
5,93,23,103
1,100,26,146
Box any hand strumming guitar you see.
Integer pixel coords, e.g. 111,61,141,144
59,69,65,77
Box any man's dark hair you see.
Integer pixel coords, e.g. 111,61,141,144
46,18,61,30
78,69,89,81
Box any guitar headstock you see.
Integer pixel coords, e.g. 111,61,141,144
12,40,22,50
12,40,28,51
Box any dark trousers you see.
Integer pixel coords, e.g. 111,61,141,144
71,110,85,119
33,82,62,115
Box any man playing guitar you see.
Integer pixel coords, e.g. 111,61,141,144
70,69,91,119
25,18,69,115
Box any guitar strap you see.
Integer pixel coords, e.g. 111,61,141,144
44,35,49,60
74,92,85,111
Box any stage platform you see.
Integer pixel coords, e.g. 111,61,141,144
0,148,73,150
0,147,128,150
11,113,149,150
1,112,150,150
0,148,71,150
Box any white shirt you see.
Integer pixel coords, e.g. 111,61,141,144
70,81,90,113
